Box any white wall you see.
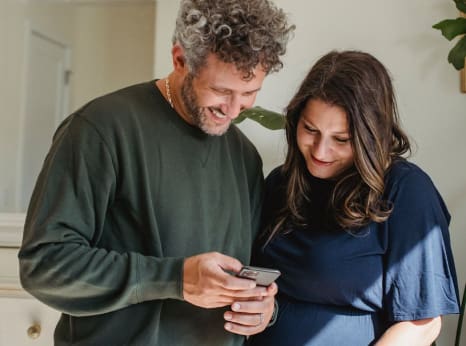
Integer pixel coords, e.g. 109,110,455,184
155,1,466,345
72,4,155,111
0,1,76,212
0,2,155,212
0,1,18,211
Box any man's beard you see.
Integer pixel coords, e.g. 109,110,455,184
181,73,231,136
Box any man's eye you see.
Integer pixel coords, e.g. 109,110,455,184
212,89,230,95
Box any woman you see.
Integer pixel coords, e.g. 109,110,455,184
248,51,459,345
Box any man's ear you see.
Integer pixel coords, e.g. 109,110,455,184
171,44,187,72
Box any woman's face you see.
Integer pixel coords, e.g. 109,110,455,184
297,98,354,180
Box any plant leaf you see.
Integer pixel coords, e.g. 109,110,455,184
233,106,285,130
454,0,466,13
448,35,466,70
433,17,466,40
233,113,247,124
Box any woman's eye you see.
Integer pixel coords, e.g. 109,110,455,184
335,137,351,143
304,125,317,133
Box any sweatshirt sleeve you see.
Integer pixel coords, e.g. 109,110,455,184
18,114,184,317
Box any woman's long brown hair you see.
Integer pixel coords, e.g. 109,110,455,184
265,50,411,244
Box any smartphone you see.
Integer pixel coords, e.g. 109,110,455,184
236,265,281,286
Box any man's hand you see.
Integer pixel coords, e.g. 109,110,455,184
223,283,278,336
183,252,268,308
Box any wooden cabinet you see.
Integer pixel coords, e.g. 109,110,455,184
0,214,60,346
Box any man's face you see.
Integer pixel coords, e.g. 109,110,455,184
181,54,266,136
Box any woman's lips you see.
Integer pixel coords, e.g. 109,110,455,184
311,155,332,166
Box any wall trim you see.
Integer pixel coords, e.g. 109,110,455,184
0,213,25,247
0,277,28,298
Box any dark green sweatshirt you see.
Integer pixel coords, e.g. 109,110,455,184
18,81,263,345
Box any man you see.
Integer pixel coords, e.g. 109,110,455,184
18,0,294,345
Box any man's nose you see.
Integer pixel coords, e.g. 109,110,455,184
221,95,245,119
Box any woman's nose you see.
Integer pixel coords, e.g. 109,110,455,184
313,137,331,159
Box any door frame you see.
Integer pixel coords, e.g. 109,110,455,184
15,22,71,212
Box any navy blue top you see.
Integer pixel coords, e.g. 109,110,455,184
249,160,459,346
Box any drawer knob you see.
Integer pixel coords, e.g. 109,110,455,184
27,324,41,339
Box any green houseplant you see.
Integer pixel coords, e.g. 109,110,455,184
433,0,466,70
234,106,285,130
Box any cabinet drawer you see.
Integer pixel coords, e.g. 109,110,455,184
0,297,60,346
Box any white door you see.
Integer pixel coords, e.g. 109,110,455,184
19,30,69,211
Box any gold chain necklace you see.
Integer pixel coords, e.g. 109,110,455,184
165,78,174,108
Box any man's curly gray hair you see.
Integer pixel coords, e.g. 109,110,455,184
173,0,295,79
